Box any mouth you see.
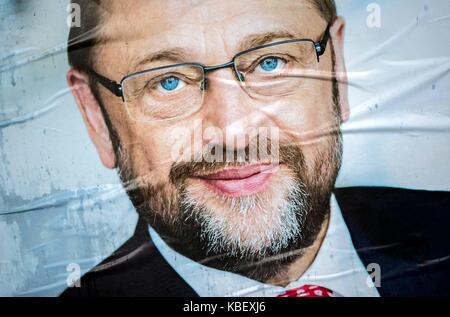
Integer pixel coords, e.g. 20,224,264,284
193,163,280,197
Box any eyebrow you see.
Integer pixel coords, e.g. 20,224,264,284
238,30,301,51
129,30,304,72
130,48,188,72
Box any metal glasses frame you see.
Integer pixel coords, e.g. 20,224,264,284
86,24,331,101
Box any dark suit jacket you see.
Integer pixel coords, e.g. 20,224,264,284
61,187,450,297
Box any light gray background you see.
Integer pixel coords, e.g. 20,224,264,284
0,0,449,296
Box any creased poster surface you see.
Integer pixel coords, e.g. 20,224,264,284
0,0,449,297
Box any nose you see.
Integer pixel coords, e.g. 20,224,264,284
200,67,273,153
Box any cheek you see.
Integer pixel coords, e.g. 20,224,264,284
262,78,335,169
266,79,335,140
120,125,175,184
125,121,201,184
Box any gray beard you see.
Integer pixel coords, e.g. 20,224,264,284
179,173,311,259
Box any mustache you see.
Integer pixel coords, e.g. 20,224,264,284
169,138,305,186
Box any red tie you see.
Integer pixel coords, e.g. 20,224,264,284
277,284,340,297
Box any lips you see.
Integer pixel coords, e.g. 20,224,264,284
194,164,279,197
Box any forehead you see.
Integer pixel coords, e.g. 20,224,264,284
97,0,326,72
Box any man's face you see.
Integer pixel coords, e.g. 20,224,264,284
74,0,348,278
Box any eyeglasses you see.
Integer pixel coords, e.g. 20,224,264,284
87,25,331,122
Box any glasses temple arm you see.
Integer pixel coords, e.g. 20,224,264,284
86,68,123,97
315,23,332,60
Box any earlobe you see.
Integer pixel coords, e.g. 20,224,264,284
330,17,350,123
67,68,117,169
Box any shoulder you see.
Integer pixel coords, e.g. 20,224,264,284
334,186,450,208
334,186,450,244
60,218,198,297
334,186,450,296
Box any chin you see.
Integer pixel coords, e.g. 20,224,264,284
180,165,310,257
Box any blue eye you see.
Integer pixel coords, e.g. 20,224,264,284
259,57,280,72
160,76,181,91
258,57,285,72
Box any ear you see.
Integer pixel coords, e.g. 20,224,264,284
329,16,350,122
67,68,117,169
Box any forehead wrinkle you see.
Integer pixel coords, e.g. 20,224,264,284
128,48,190,73
96,0,326,74
238,30,300,52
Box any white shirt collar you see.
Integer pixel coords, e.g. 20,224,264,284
149,194,380,297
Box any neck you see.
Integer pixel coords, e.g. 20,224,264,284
264,213,330,287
